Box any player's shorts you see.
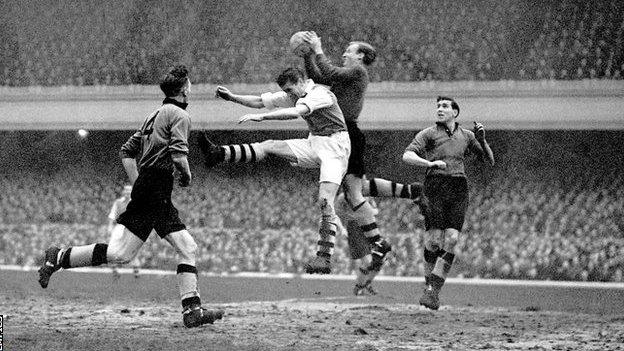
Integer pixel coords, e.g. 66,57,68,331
285,131,350,185
346,121,366,177
423,175,468,231
117,168,186,241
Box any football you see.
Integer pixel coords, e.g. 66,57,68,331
289,31,311,56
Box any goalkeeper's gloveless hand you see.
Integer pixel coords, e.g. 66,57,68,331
473,121,485,142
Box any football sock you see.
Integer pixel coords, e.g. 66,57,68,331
58,243,108,269
222,143,266,163
364,178,422,199
317,219,336,258
423,248,439,283
352,201,379,238
431,251,455,291
177,264,200,308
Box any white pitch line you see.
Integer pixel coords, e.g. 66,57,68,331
2,264,623,289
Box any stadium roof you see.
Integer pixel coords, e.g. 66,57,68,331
1,81,623,130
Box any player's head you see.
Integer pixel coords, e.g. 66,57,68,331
343,41,376,67
160,65,191,98
436,96,460,122
276,67,307,99
122,184,132,197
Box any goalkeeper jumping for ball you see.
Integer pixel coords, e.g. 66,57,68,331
296,31,426,295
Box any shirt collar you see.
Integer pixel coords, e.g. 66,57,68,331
436,121,459,136
302,79,315,96
162,97,188,110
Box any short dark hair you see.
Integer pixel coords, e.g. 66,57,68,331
276,67,305,87
351,41,376,65
437,96,460,117
160,65,189,97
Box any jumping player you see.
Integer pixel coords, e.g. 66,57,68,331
403,96,494,310
38,65,224,328
299,31,420,293
201,67,350,274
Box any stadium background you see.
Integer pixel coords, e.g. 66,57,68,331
0,0,623,284
1,0,624,349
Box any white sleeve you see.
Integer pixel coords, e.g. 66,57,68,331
296,86,333,115
260,91,294,109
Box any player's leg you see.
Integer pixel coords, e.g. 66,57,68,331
344,174,392,269
423,228,445,283
335,193,377,295
417,176,447,310
199,133,298,166
156,200,223,328
425,177,469,307
348,219,380,295
428,227,458,295
342,126,392,273
38,224,144,288
164,229,223,328
362,177,423,200
304,180,341,274
304,133,350,274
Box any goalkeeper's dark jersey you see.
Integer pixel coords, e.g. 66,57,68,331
304,53,368,124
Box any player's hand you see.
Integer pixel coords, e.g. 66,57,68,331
238,114,264,124
473,121,485,142
303,31,322,53
215,86,232,101
178,172,191,187
429,160,447,169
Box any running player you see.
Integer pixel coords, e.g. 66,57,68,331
38,65,224,328
201,67,350,274
403,96,494,310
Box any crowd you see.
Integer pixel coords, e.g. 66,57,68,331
0,130,622,282
0,0,622,86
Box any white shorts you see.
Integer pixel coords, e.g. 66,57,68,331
285,131,350,185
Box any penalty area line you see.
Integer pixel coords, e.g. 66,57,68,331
2,264,623,289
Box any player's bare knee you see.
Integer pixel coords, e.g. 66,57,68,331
343,176,366,204
424,239,441,252
443,230,460,251
424,231,443,251
167,230,198,264
107,247,134,265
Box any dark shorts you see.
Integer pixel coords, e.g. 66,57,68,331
346,121,366,177
346,219,370,260
117,168,186,241
423,175,468,231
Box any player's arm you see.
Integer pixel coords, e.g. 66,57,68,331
170,114,192,187
120,131,141,185
471,122,495,166
239,105,309,123
239,86,332,124
304,32,360,83
402,130,447,169
402,151,446,169
215,86,264,108
172,155,191,187
303,51,332,86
